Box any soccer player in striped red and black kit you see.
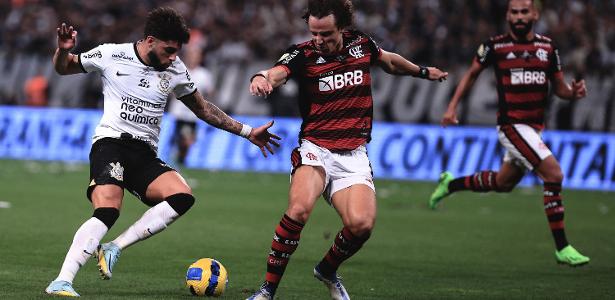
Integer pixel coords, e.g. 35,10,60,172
430,0,589,267
246,1,447,299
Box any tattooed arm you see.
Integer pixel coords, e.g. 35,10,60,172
178,91,281,156
180,91,242,134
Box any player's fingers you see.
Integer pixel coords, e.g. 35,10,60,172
269,139,281,148
259,146,267,157
270,133,282,140
265,143,274,155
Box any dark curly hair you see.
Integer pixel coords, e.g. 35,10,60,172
302,0,354,29
144,7,190,44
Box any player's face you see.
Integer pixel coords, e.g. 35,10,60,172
507,0,538,39
146,36,181,71
308,15,343,54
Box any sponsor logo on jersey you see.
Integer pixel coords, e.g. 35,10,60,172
278,49,300,65
510,68,546,85
318,70,364,92
116,71,130,76
83,50,102,59
305,152,318,161
349,45,364,58
108,162,124,181
506,52,517,60
316,56,326,64
494,42,514,49
536,48,548,62
477,44,490,63
534,42,552,48
111,51,133,61
346,36,362,47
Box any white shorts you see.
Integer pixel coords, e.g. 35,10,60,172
291,139,375,204
497,124,552,171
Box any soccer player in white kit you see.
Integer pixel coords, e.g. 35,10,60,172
45,7,281,297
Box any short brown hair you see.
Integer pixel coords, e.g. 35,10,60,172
302,0,354,29
144,7,190,44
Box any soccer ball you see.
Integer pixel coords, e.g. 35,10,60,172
185,258,228,297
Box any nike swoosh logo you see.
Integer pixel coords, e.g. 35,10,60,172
116,71,130,76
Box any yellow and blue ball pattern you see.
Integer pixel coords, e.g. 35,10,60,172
186,258,228,297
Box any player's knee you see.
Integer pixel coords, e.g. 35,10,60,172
286,204,312,224
346,217,375,238
543,170,564,183
93,207,120,229
165,193,195,216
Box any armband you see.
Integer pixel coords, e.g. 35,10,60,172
240,124,252,138
250,73,266,83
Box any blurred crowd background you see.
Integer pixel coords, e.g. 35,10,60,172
1,0,614,130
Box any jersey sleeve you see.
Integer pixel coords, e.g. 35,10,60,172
274,45,305,78
78,44,109,73
366,35,382,64
173,60,197,99
475,40,494,66
549,43,563,75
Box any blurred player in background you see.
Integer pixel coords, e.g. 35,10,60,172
247,0,447,299
168,41,215,165
430,0,589,266
45,7,280,297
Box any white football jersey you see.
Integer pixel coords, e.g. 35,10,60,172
79,42,196,150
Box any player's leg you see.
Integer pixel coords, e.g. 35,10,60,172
314,184,375,300
535,156,589,266
97,170,195,278
248,165,325,300
46,186,122,296
46,139,124,296
429,160,525,210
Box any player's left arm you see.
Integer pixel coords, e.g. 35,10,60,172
178,91,281,157
551,72,587,101
377,50,448,81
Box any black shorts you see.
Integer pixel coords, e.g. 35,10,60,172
87,137,175,206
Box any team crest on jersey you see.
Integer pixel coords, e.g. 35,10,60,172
536,48,548,62
158,73,172,93
108,162,124,181
349,46,364,58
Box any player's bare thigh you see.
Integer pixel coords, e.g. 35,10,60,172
145,171,192,203
535,155,564,183
286,165,326,223
331,184,376,236
91,184,124,210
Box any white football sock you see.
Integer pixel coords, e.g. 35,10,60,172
112,201,180,249
55,217,108,283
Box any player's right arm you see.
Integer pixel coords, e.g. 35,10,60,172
53,23,84,75
442,59,485,127
249,66,289,97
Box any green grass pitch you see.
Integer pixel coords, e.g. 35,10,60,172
0,159,613,299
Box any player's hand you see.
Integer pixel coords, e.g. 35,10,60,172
250,76,273,98
571,79,586,100
247,120,281,157
441,107,459,127
428,67,448,82
57,23,77,51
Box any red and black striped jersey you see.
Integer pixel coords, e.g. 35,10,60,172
475,33,562,130
274,30,382,152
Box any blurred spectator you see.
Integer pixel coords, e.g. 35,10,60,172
24,73,48,106
168,30,216,165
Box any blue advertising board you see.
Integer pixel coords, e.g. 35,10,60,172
1,106,614,191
